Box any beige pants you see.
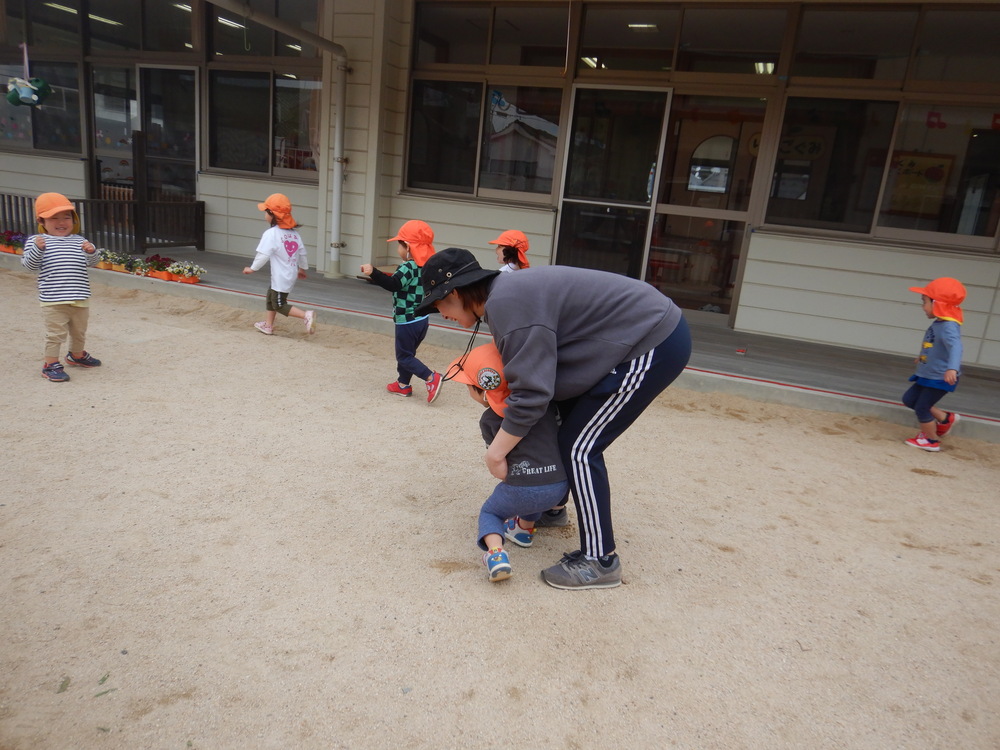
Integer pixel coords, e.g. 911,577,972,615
43,304,89,361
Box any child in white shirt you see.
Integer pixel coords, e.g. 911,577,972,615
242,193,316,336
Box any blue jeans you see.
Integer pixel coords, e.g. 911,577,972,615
477,480,569,550
394,318,432,385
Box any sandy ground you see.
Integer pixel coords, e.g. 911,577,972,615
1,266,999,750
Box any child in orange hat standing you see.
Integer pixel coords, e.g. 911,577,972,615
488,229,530,273
242,193,315,336
447,342,568,582
360,219,443,403
22,192,101,382
902,277,966,451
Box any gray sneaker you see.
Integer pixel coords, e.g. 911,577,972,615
534,506,569,527
541,550,621,590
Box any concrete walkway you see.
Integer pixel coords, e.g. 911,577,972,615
4,248,998,443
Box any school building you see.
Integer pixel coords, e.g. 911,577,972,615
2,1,999,368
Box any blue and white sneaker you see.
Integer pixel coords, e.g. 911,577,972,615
66,351,101,367
42,362,70,382
483,548,512,582
504,517,535,548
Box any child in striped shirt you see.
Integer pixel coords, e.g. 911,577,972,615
21,192,102,382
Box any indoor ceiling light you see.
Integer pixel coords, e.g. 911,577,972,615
217,16,245,30
627,23,659,32
44,2,122,26
754,62,775,75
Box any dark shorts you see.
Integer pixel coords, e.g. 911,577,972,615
266,288,291,315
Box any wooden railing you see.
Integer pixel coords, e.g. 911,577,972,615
0,191,205,255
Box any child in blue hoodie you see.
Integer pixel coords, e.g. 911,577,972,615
902,277,965,452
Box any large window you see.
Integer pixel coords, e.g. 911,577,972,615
912,8,1000,84
408,80,483,193
660,95,767,213
675,8,786,76
209,71,271,172
578,6,679,73
791,8,917,81
0,61,82,154
878,104,1000,239
479,86,561,196
84,0,193,53
274,75,321,172
408,3,567,201
403,2,1000,254
211,0,319,58
208,70,320,175
765,97,898,233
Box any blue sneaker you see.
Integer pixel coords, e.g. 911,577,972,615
504,517,535,548
66,351,102,367
482,548,512,582
42,362,70,382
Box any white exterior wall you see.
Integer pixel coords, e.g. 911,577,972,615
0,152,87,203
736,232,1000,368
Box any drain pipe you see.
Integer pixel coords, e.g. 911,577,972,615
205,0,349,273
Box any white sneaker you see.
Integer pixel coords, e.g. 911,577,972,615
254,321,274,335
304,310,315,334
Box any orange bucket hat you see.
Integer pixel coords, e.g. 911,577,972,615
258,193,297,229
35,192,80,234
909,277,966,324
447,342,509,417
488,229,530,268
388,219,435,267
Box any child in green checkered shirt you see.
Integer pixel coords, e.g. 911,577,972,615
360,220,443,404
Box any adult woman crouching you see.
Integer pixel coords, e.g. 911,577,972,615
417,248,692,590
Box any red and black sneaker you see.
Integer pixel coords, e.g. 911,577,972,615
936,412,959,437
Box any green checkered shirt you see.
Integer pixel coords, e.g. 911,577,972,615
369,259,426,323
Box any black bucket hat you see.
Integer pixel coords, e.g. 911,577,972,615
416,248,500,316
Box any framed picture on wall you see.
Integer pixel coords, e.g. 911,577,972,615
886,152,954,218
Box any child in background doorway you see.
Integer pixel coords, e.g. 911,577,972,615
902,277,965,452
242,193,315,336
360,219,442,403
447,343,568,582
488,229,530,272
22,192,102,382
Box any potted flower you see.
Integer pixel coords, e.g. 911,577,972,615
131,258,150,276
1,230,27,254
107,250,131,272
144,254,175,281
96,248,114,269
166,260,206,283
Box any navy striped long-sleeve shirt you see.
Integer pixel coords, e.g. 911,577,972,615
21,234,97,303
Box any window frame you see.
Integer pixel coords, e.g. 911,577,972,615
203,60,321,181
